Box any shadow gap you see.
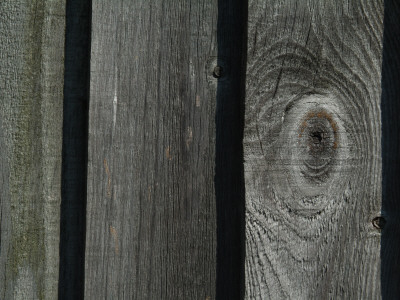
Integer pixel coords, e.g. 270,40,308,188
381,0,400,298
215,0,248,299
58,1,92,299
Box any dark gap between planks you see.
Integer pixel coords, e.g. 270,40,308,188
59,0,92,299
381,0,400,299
215,0,248,299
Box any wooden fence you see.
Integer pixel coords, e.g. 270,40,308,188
0,0,399,299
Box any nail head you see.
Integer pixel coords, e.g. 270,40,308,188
372,216,386,230
213,66,223,78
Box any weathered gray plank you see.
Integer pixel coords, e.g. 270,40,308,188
244,0,383,298
0,0,65,299
85,1,218,298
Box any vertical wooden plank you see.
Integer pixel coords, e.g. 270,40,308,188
86,1,218,298
244,0,383,298
0,0,65,299
381,0,400,298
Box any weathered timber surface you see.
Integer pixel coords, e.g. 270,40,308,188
86,1,218,298
0,1,65,299
59,0,91,299
381,0,400,298
244,0,384,298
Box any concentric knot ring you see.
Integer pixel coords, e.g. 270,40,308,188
297,110,338,184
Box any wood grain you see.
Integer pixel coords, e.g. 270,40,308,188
244,0,384,298
85,1,218,298
0,0,65,299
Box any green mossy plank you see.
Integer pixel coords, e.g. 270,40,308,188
0,1,65,299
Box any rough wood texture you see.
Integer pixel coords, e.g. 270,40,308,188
381,0,400,298
85,1,218,298
244,0,384,298
0,0,65,299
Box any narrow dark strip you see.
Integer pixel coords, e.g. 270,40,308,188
59,1,91,299
215,0,248,299
381,1,400,298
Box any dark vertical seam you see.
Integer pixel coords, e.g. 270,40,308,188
59,0,92,298
215,0,248,299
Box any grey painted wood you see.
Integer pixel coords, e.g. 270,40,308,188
86,1,218,298
0,1,65,299
244,0,384,298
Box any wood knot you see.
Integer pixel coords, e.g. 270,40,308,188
297,110,339,183
299,110,338,148
269,93,348,211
